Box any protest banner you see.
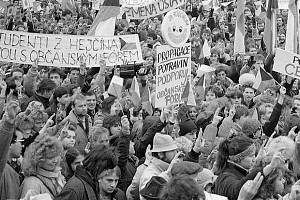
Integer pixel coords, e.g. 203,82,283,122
123,0,186,19
22,0,34,9
120,0,158,7
155,43,191,108
0,30,143,67
273,48,300,80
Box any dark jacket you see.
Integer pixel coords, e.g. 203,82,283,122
212,162,262,200
134,117,165,159
54,166,98,200
111,134,137,192
263,102,283,137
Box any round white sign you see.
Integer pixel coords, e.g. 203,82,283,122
161,9,191,48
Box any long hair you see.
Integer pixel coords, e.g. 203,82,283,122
215,136,253,175
22,133,63,176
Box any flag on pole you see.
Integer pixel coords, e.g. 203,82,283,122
233,0,245,54
130,76,141,106
285,0,299,53
181,81,196,106
253,67,275,92
202,39,211,58
194,75,206,102
62,0,76,14
108,75,123,99
141,86,153,116
263,0,278,55
87,0,120,36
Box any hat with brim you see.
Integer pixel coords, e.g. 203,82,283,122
151,133,178,153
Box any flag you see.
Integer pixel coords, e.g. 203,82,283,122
253,67,275,92
233,0,246,54
285,0,299,53
0,0,8,16
197,64,215,78
263,0,278,55
141,86,153,116
181,81,196,106
87,0,120,36
130,76,141,106
202,39,211,58
194,75,206,102
62,0,76,14
108,75,123,99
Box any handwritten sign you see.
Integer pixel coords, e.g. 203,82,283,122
121,0,159,7
0,30,143,67
155,43,191,108
273,48,300,80
123,0,186,20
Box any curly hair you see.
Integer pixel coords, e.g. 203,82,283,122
15,112,34,131
160,175,205,200
28,110,48,123
255,167,286,199
22,134,63,176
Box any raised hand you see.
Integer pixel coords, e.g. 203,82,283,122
4,100,20,123
79,57,87,75
238,172,264,200
121,115,130,134
212,107,223,126
45,113,55,128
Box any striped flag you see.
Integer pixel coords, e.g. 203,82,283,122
253,67,275,92
233,0,246,54
263,0,278,55
108,75,123,99
141,86,153,116
87,0,120,36
62,0,77,14
181,81,196,106
130,76,141,106
285,0,299,53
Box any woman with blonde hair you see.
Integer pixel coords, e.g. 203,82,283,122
19,133,65,199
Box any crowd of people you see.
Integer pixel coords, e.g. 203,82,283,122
1,0,300,200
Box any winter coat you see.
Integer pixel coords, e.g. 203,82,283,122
54,166,98,200
19,168,65,199
212,162,262,200
134,117,165,159
0,163,20,200
0,118,15,179
64,110,92,153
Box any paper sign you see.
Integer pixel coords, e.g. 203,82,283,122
123,0,186,20
155,43,191,108
273,48,300,80
161,9,191,48
0,30,143,67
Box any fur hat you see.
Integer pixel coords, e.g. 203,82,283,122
239,73,255,86
151,133,178,153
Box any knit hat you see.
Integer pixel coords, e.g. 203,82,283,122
241,119,261,138
179,119,198,136
171,161,203,177
140,176,167,200
151,133,178,153
196,168,217,189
